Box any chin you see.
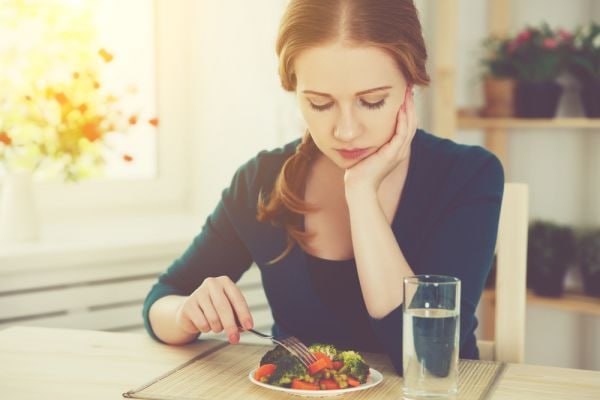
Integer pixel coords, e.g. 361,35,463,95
339,158,362,169
326,154,362,170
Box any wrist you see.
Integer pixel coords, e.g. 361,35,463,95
345,187,379,209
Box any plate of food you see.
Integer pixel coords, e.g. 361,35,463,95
248,343,383,397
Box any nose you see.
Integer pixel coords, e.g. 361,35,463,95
333,106,359,141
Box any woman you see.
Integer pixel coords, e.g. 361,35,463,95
144,0,503,375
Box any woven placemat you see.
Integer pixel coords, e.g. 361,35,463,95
124,342,505,400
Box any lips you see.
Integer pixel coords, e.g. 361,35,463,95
336,148,371,160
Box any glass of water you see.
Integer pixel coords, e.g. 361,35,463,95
403,275,461,399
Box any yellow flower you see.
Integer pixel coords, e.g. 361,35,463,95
6,143,42,172
0,0,148,181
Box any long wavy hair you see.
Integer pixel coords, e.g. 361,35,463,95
257,0,430,264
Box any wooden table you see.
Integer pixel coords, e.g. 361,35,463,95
0,326,599,399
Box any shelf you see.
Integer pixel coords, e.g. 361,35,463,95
457,113,600,130
482,288,600,317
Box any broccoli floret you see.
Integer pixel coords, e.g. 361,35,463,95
307,343,338,359
268,354,308,387
260,344,291,366
334,351,370,383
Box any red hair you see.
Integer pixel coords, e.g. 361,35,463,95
257,0,430,263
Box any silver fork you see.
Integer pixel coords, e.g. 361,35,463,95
242,328,318,368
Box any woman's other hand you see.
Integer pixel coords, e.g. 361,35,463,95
343,86,416,196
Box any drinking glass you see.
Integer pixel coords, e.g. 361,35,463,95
402,275,461,399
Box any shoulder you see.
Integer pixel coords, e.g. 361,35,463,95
223,138,300,209
414,129,502,174
412,129,504,200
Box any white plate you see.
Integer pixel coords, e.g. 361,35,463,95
248,367,383,397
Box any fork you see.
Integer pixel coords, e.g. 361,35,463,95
241,327,318,368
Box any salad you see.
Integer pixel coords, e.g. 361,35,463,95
253,343,370,391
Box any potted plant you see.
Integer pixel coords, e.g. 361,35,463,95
480,35,517,117
527,221,577,297
569,22,600,118
578,229,600,298
508,24,572,118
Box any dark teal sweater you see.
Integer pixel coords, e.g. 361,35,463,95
143,129,504,375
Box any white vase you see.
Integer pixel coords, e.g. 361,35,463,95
0,171,40,243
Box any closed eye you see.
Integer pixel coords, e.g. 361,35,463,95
308,101,334,112
360,99,386,110
308,99,387,112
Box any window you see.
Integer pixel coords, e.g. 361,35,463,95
0,0,190,218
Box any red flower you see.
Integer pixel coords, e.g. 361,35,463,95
508,30,533,53
55,92,68,105
516,30,532,43
123,154,134,162
0,132,11,146
543,38,559,49
557,29,572,42
148,118,159,127
82,122,100,142
128,115,138,125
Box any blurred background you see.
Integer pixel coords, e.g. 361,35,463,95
0,0,598,371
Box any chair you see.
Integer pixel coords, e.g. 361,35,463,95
477,183,529,363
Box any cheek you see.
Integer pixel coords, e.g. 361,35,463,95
364,106,399,141
299,105,332,136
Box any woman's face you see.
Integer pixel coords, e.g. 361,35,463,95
294,42,409,169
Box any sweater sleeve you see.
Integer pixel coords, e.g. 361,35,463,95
142,170,254,342
369,152,504,375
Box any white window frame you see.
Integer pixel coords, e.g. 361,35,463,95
3,0,193,222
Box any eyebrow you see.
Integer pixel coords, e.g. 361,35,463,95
302,86,393,97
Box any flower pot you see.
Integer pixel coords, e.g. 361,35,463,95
582,273,600,298
578,230,600,298
0,171,40,243
580,80,600,118
482,78,515,117
527,222,576,297
515,81,563,118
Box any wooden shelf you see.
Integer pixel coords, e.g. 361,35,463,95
457,114,600,130
482,288,600,317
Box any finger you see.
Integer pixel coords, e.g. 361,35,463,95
208,281,240,343
223,279,254,330
385,105,405,148
407,87,417,137
188,302,211,333
197,291,224,333
178,307,201,334
400,87,417,159
377,108,404,160
395,86,411,139
393,87,413,155
398,95,410,146
408,90,419,132
379,87,411,158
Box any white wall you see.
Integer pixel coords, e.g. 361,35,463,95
525,305,600,370
188,0,299,219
